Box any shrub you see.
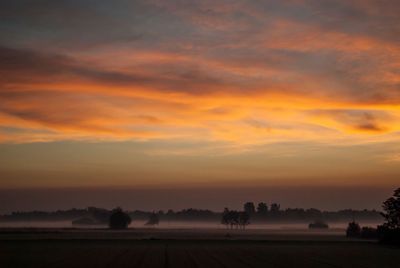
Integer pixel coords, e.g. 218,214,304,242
109,208,131,229
360,227,378,239
377,225,400,245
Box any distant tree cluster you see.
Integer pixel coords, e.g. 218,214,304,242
220,202,287,230
0,208,90,222
220,201,381,223
221,208,250,229
346,221,362,237
243,202,280,216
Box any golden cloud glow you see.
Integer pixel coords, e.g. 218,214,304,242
0,0,399,149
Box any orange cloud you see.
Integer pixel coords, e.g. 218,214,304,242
1,1,399,149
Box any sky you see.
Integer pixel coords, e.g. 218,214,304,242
0,0,399,212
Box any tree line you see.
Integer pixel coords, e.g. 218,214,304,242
108,187,400,245
0,205,382,224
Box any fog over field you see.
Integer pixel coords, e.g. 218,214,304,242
0,220,383,230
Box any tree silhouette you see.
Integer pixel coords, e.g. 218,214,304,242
228,210,240,229
244,202,256,215
221,208,230,228
257,202,268,215
378,187,400,244
346,221,361,237
108,208,131,229
381,188,400,229
221,208,251,230
238,212,250,229
270,203,281,216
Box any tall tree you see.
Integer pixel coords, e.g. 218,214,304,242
244,202,256,215
221,208,230,228
257,202,268,215
228,210,240,229
238,212,250,229
381,188,400,229
270,203,281,217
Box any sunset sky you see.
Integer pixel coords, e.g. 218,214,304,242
0,0,399,212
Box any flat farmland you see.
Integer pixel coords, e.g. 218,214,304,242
0,229,399,268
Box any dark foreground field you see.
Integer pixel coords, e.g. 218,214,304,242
0,229,399,268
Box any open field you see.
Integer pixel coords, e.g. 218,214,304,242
0,228,399,268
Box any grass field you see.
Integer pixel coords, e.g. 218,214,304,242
0,229,399,268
